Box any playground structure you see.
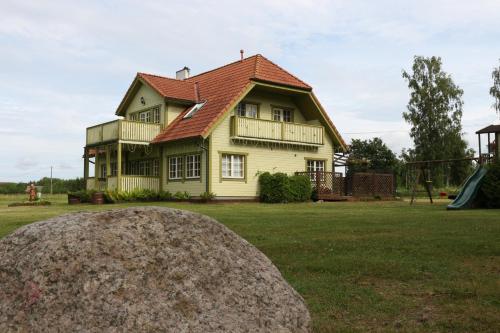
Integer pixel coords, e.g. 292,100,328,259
406,124,499,209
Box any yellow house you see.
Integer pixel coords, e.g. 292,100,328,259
84,54,347,199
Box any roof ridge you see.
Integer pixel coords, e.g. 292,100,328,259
252,54,261,78
186,54,260,81
255,54,311,88
138,72,188,83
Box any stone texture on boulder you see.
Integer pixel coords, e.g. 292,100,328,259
0,207,311,333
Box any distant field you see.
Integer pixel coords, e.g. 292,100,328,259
0,194,499,332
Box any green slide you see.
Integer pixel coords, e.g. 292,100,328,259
447,166,488,210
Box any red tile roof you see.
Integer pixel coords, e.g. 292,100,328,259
138,73,196,103
142,54,338,145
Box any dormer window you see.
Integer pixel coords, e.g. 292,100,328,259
236,102,258,118
183,101,206,119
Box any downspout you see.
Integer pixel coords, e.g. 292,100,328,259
199,137,209,193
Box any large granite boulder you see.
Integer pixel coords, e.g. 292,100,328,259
0,207,310,332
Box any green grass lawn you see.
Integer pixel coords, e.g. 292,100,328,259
0,194,499,332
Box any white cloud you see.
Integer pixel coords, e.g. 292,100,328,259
0,0,499,181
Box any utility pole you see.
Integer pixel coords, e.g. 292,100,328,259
50,166,53,195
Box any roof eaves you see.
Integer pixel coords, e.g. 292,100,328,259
250,78,312,92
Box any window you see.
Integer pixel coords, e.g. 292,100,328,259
307,160,325,181
153,159,159,177
139,111,151,123
125,159,158,176
130,106,161,123
100,164,107,178
183,101,206,119
169,156,183,180
272,107,293,122
153,107,160,123
186,154,201,178
272,108,282,121
222,154,244,178
283,109,292,122
236,102,258,118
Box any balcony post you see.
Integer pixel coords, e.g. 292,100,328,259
159,146,164,191
106,145,111,180
117,142,122,191
83,147,89,182
94,146,99,189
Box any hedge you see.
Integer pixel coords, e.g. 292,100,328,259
258,172,312,203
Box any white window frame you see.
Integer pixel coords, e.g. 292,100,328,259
152,107,160,123
184,101,206,119
186,154,201,179
153,159,159,177
222,154,245,179
307,159,325,181
236,102,258,118
283,109,292,122
272,108,282,121
272,107,293,122
168,156,183,180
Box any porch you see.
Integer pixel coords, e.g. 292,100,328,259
83,143,162,192
86,176,160,192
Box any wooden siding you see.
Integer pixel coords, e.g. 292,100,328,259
86,120,161,145
231,116,323,145
211,114,335,198
162,140,207,196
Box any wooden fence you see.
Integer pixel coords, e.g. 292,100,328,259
296,171,395,198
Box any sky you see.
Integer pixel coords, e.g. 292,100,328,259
1,0,499,182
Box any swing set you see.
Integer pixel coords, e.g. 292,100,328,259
406,157,479,204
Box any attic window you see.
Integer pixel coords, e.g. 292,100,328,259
183,101,206,119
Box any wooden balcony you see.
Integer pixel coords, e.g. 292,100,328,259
231,116,324,145
86,120,161,146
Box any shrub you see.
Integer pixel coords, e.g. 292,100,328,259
158,190,173,201
68,190,94,203
103,190,118,203
478,163,500,208
259,172,311,203
199,191,216,201
174,191,191,200
289,175,312,202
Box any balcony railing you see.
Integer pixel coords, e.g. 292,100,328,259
231,116,324,145
86,176,160,192
86,120,161,146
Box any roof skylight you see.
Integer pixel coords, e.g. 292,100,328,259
183,101,206,119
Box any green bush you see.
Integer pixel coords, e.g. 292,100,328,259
289,175,312,202
103,190,118,203
158,190,173,201
174,191,191,200
478,163,500,208
199,191,216,201
68,190,94,203
259,172,311,203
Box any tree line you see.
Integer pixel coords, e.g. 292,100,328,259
347,57,500,188
0,177,85,194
